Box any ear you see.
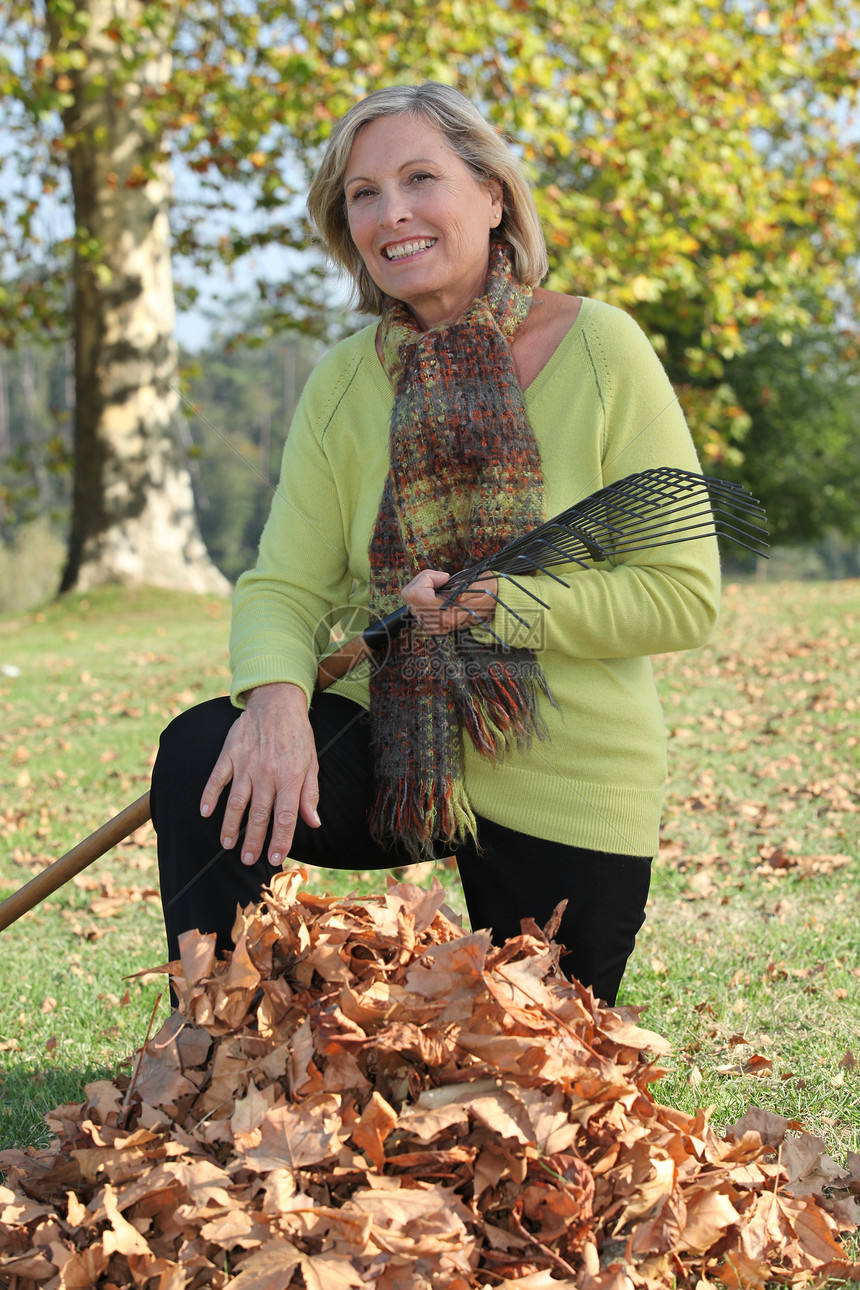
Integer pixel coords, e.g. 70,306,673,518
487,177,504,225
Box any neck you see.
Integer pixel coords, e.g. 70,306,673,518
387,242,530,335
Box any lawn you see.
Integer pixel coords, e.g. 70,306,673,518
1,576,858,1177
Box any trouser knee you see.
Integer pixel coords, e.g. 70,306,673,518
151,697,238,828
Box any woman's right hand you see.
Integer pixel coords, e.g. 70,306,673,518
200,682,321,867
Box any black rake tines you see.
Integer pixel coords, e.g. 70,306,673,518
441,468,769,611
354,468,769,657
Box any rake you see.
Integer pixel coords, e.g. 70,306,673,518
0,466,767,931
319,467,769,684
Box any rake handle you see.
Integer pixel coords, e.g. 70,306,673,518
315,606,410,690
0,792,152,932
0,621,411,933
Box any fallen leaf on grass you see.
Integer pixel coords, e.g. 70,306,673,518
681,869,720,900
725,1108,805,1145
1,867,857,1289
755,846,851,877
125,819,154,846
70,873,162,918
742,1053,773,1077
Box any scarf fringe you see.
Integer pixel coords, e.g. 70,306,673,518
442,636,553,758
370,775,479,861
369,643,554,860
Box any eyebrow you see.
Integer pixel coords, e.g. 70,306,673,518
344,157,439,187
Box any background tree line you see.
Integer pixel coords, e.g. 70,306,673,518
0,331,323,588
0,0,858,603
2,315,858,604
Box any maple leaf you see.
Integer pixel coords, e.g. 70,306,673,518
236,1095,345,1172
178,927,217,986
226,1237,302,1289
351,1090,398,1169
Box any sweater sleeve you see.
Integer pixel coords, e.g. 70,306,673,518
488,304,721,660
229,376,353,709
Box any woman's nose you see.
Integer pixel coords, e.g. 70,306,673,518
378,187,411,228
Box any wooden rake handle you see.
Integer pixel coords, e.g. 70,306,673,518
0,792,152,933
0,628,388,933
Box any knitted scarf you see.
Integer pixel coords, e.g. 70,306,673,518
368,241,549,859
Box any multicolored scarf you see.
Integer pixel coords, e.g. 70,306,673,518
368,242,550,859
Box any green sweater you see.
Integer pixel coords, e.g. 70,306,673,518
231,298,721,857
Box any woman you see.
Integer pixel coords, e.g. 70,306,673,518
152,83,720,1006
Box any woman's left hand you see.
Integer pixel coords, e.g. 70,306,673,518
401,568,498,635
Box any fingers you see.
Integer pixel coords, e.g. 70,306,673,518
401,569,499,634
200,751,258,860
448,574,499,624
198,683,320,869
298,765,322,834
242,787,279,868
267,759,321,868
200,749,235,822
199,727,261,858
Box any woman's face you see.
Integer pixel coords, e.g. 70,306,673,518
344,114,503,330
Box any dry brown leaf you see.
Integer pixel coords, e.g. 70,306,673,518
0,1185,54,1227
199,1207,271,1248
742,1053,773,1077
299,1252,369,1289
225,1237,302,1289
678,1186,740,1254
133,1016,202,1108
179,927,217,986
236,1095,345,1172
725,1107,802,1146
351,1090,399,1169
102,1182,150,1257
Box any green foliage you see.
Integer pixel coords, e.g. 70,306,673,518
3,322,857,565
719,328,860,547
191,424,265,584
181,332,323,581
765,533,860,581
0,332,325,590
1,0,858,463
0,345,72,542
0,520,65,614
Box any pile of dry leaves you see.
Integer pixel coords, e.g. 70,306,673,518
1,867,858,1288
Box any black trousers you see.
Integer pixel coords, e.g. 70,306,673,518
151,694,651,1005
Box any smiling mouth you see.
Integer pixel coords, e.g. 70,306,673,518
383,238,437,261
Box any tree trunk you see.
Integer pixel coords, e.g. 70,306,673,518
52,0,229,595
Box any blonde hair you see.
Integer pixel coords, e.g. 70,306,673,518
307,83,548,315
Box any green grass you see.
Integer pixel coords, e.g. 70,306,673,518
630,578,860,1154
1,579,858,1188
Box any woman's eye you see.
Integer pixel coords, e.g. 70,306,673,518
410,172,434,183
349,187,374,202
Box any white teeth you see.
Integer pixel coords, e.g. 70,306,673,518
384,239,435,260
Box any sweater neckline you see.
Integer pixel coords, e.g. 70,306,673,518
522,297,590,406
362,297,591,405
